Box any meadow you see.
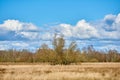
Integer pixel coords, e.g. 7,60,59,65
0,63,120,80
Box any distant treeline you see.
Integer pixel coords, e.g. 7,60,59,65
0,35,120,64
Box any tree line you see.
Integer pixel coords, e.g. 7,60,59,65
0,35,120,64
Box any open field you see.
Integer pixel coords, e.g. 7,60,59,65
0,63,120,80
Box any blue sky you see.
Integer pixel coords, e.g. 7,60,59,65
0,0,120,52
0,0,120,26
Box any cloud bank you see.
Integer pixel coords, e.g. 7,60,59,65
0,13,120,52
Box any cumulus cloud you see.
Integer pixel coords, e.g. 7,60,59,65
1,13,120,41
54,13,120,40
0,13,120,51
0,19,38,31
92,13,120,40
0,19,40,41
55,20,99,39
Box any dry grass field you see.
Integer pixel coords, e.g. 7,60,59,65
0,63,120,80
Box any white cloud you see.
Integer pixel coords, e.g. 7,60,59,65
1,14,120,41
19,31,40,40
74,20,99,38
11,42,29,47
54,14,120,40
115,13,120,24
0,19,41,40
96,45,120,51
104,14,116,21
0,19,38,31
0,13,120,51
94,13,119,39
55,19,99,39
0,41,52,52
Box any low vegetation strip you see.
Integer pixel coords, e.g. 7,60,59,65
0,35,120,65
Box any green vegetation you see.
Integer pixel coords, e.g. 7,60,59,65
0,34,120,64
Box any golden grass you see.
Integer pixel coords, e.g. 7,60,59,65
0,63,120,80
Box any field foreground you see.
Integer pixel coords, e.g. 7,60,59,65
0,63,120,80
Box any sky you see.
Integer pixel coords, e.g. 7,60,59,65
0,0,120,52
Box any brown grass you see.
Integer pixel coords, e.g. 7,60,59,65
0,63,120,80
